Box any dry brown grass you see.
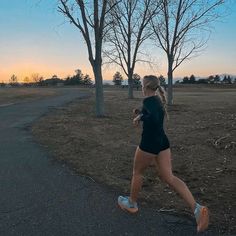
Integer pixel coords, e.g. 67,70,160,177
32,86,236,234
0,87,58,105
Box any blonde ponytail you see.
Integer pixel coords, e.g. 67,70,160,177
157,86,169,119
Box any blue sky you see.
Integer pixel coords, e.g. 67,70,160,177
0,0,236,82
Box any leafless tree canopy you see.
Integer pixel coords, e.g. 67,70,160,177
103,0,160,98
58,0,118,65
151,0,225,105
152,0,225,72
58,0,225,105
104,0,160,74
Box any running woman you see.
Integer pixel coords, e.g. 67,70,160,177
118,75,209,232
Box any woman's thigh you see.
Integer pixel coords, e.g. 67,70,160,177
133,147,156,174
154,148,173,179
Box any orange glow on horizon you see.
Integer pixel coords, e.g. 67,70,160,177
0,63,94,83
1,60,235,83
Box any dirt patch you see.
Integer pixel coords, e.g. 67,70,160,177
32,86,236,234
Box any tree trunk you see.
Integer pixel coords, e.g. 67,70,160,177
167,61,173,105
93,64,105,117
128,72,134,99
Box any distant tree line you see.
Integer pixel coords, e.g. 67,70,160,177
175,74,236,85
112,72,168,90
64,69,93,86
0,69,93,87
111,72,236,87
112,72,142,88
1,72,235,88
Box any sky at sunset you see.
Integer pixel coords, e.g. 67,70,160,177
0,0,236,83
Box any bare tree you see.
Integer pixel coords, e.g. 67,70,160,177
9,74,18,85
31,73,40,83
23,76,30,84
58,0,118,117
152,0,225,105
104,0,160,98
31,73,44,86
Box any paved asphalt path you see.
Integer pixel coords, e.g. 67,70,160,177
0,88,217,236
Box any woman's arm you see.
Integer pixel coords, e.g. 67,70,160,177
139,100,151,122
140,98,160,123
133,114,142,126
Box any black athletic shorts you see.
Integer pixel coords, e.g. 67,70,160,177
139,134,170,155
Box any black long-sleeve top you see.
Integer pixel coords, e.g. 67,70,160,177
140,96,165,138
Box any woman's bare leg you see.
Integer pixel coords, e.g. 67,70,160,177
155,148,196,212
130,147,155,203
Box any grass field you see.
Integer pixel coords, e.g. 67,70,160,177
0,87,58,106
31,85,236,234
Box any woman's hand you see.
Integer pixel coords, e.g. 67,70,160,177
133,108,141,116
133,115,141,127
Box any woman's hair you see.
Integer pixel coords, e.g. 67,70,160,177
143,75,168,118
